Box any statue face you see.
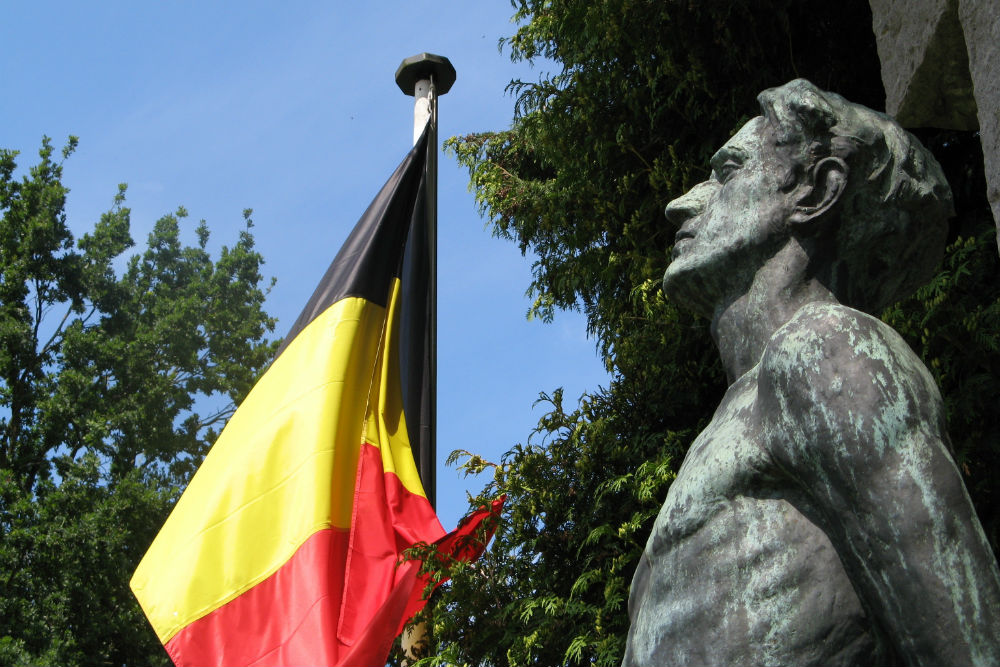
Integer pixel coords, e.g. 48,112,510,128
662,117,795,317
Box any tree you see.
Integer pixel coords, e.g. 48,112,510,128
0,137,278,666
410,2,1000,666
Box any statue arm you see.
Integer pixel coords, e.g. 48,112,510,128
759,304,1000,666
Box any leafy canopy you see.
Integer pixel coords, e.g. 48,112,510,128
0,137,278,666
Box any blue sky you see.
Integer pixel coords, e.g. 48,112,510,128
1,2,610,530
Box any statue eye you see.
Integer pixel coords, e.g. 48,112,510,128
716,161,740,183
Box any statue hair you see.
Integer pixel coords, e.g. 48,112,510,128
757,79,953,314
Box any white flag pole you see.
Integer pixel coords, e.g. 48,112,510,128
394,52,456,664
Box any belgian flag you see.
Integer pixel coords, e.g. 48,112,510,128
131,129,500,667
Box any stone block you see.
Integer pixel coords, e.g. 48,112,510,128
958,0,1000,247
870,0,977,129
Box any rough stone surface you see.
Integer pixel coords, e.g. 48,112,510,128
870,0,977,130
623,80,1000,667
869,0,1000,250
958,0,1000,249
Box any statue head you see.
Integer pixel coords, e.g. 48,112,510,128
662,79,953,317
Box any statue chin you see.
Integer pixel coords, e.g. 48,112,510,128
660,266,687,312
661,260,714,320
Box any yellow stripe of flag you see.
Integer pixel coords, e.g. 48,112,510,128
130,293,425,645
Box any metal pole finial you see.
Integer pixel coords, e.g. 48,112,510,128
394,53,456,97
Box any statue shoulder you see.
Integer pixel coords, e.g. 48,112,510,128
757,301,945,447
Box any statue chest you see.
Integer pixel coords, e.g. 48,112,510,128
655,369,777,542
625,370,881,667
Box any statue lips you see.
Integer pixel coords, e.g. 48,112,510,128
671,229,695,257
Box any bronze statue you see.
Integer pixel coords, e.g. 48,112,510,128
623,79,1000,666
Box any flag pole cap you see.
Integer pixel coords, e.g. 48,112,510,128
395,53,456,96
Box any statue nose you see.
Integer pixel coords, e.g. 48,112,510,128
664,182,714,228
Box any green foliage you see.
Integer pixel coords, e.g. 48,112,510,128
404,390,687,667
417,1,996,666
0,458,175,666
0,138,278,665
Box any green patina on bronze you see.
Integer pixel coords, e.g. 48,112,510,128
624,80,1000,666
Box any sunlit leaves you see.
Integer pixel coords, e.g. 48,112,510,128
0,138,278,665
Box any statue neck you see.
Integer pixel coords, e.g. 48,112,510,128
709,239,836,383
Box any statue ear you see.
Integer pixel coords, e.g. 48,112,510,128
789,157,847,230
